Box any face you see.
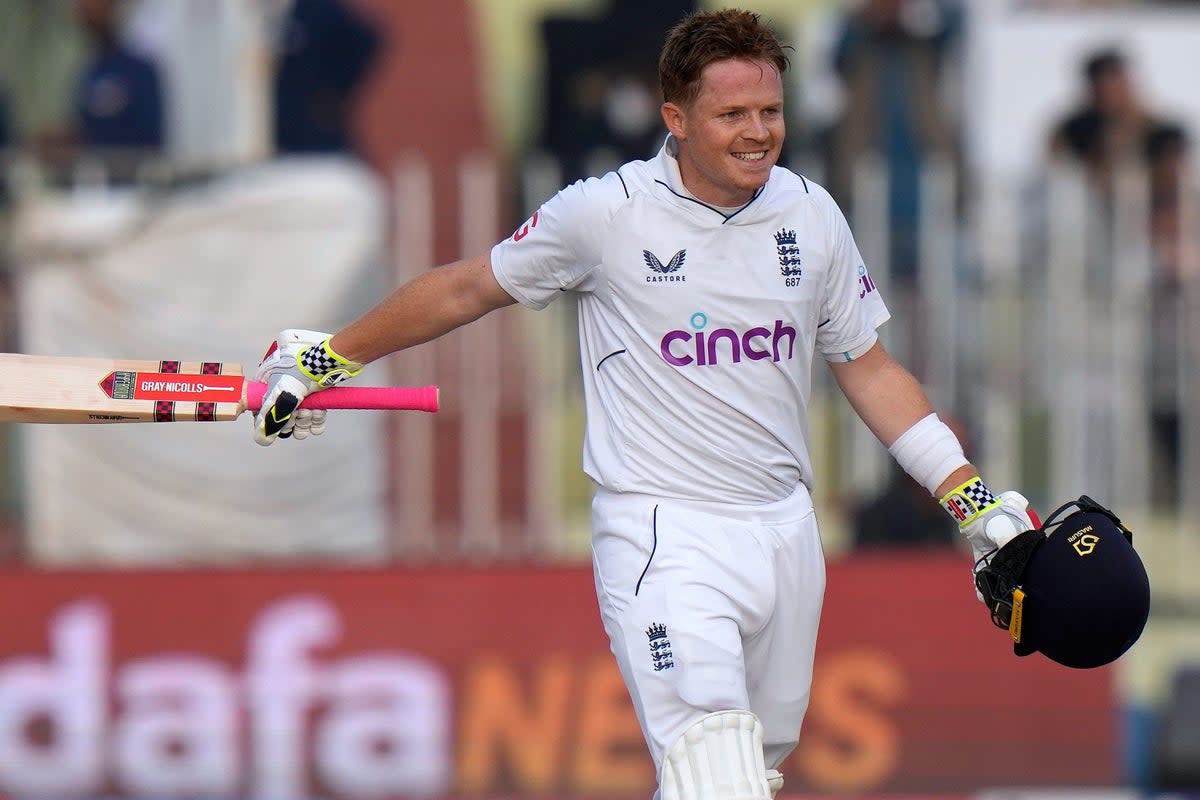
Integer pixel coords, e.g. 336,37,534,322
1093,68,1136,114
662,58,785,207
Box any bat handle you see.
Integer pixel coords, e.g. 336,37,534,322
246,382,439,413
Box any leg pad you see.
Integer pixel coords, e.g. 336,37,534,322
660,710,772,800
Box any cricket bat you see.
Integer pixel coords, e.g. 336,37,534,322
0,353,438,423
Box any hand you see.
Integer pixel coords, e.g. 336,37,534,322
252,329,363,446
940,478,1038,598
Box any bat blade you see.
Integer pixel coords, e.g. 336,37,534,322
0,354,438,423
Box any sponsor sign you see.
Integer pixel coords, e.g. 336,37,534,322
0,554,1117,798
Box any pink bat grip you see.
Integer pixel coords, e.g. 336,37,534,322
247,382,438,413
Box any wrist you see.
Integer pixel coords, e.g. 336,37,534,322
939,476,1000,525
887,413,970,495
297,337,364,387
934,465,979,499
326,334,370,366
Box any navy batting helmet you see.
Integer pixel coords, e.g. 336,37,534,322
974,496,1150,669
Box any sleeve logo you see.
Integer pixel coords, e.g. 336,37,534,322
511,210,540,242
858,264,877,298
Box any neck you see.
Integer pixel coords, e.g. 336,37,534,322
676,153,755,207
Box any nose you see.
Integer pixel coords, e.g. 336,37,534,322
743,113,770,142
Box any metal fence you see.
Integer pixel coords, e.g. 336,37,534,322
2,148,1197,563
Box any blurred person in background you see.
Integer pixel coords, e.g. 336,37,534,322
72,0,163,152
553,63,663,180
1049,47,1192,502
538,0,694,181
1049,48,1180,191
1144,122,1192,283
0,2,88,163
823,0,963,286
0,86,10,152
1145,123,1191,502
270,0,381,156
245,9,1037,797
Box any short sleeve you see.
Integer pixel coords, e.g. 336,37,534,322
815,200,890,361
490,172,625,309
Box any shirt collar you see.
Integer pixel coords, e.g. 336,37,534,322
658,134,688,196
654,133,767,220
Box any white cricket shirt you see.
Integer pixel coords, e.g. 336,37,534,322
491,136,890,504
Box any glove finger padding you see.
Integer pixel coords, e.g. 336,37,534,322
290,408,327,440
254,375,306,446
308,409,327,436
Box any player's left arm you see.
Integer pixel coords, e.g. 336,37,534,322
827,341,966,489
829,341,1037,578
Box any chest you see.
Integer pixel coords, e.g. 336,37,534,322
600,207,831,331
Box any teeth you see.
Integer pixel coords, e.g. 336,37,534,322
734,152,765,161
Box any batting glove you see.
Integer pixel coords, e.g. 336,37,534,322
940,477,1038,599
252,329,363,446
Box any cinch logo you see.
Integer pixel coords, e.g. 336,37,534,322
660,312,797,366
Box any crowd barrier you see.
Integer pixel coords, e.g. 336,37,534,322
0,553,1117,798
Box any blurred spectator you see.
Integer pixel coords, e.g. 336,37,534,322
852,464,958,548
1146,123,1191,502
0,86,10,150
824,0,963,285
1048,48,1181,190
271,0,381,155
554,65,662,180
852,414,972,549
1049,48,1192,501
1144,123,1192,281
73,0,164,150
538,0,693,181
0,2,87,158
1154,665,1200,790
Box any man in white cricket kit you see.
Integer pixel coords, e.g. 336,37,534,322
250,9,1035,799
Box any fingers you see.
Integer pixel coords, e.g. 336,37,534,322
999,492,1037,531
998,490,1030,512
254,391,300,446
254,385,330,445
253,375,309,446
252,330,346,445
290,409,327,440
309,409,327,436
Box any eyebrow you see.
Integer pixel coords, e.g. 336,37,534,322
715,102,782,113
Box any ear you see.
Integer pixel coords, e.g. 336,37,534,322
661,102,686,140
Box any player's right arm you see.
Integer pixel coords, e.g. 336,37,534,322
330,254,517,365
253,171,623,445
253,255,515,444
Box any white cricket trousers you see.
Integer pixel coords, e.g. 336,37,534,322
590,482,826,775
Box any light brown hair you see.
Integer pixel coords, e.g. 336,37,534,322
658,9,791,107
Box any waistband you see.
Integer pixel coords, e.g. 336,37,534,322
593,481,813,524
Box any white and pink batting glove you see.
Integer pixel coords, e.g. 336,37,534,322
252,329,363,446
940,477,1039,600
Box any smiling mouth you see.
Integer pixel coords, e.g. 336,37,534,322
733,151,767,162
